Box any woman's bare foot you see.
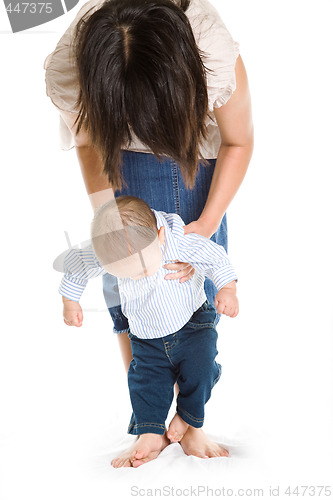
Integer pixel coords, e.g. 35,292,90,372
180,426,229,458
167,413,189,443
111,433,170,468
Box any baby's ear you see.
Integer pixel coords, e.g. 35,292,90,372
158,226,165,246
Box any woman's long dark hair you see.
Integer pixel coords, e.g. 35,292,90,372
73,0,208,191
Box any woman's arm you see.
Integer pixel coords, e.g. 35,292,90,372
184,55,254,239
58,109,115,211
76,145,115,210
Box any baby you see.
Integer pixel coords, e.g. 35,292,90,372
60,196,238,467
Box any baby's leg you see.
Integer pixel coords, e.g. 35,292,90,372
120,334,177,466
169,305,228,457
111,432,170,468
174,327,221,427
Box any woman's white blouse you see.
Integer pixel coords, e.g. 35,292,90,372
44,0,240,158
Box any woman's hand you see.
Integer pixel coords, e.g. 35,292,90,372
183,218,217,239
163,262,195,284
163,217,218,283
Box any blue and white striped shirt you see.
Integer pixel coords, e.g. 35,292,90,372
59,210,237,339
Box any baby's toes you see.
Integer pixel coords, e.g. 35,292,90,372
132,448,147,460
216,447,229,457
169,431,181,442
111,457,122,468
132,458,146,468
166,429,175,441
120,458,132,467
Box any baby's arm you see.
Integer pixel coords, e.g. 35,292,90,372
215,280,239,318
58,245,105,327
62,296,83,327
174,231,239,317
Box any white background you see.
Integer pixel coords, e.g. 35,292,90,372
0,1,333,498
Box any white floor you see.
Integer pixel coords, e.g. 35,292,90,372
1,296,332,499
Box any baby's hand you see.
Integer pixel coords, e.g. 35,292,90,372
215,282,239,318
62,297,83,327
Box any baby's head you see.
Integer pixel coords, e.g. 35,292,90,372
91,196,165,280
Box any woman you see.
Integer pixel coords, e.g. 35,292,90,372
44,0,253,467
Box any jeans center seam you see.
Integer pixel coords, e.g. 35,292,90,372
172,160,180,216
163,342,177,369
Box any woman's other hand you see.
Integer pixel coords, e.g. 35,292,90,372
163,262,195,283
163,217,216,283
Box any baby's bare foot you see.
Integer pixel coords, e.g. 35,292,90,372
180,426,229,459
111,438,138,468
167,413,189,443
111,433,170,468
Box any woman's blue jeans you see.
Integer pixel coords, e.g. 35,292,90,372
127,301,221,435
102,151,228,333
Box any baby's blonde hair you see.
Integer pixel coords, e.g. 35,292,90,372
91,195,158,269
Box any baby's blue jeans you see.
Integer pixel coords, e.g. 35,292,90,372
102,151,228,333
127,301,221,435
